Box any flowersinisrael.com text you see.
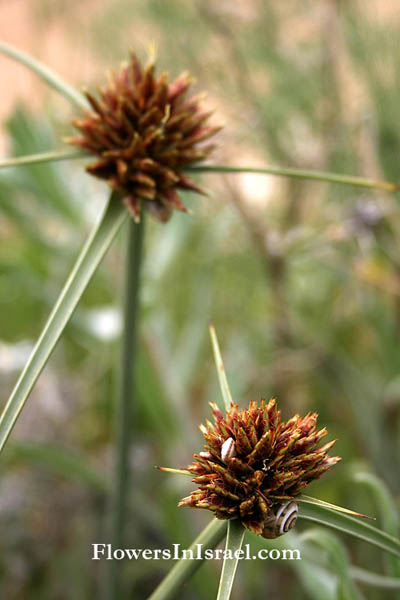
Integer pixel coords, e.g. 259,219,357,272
92,543,301,561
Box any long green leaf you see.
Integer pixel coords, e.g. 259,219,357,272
350,567,400,590
0,41,87,109
187,165,399,192
300,528,365,600
300,494,372,519
298,497,400,558
209,324,233,411
351,471,400,577
148,518,227,600
0,192,128,454
3,441,107,492
0,149,87,170
216,520,245,600
351,472,399,536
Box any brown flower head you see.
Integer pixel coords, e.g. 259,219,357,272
68,52,221,222
179,399,340,538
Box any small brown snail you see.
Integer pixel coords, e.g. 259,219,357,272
220,437,237,463
261,500,298,539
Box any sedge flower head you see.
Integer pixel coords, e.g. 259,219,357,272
179,399,340,538
68,52,221,222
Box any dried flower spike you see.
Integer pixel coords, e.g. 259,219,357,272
68,52,221,222
179,399,340,538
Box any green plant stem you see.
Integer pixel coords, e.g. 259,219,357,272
0,149,88,170
216,520,245,600
0,192,127,454
148,519,227,600
187,164,399,192
0,41,88,109
108,215,145,599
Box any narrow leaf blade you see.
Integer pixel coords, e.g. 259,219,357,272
187,165,399,192
300,495,373,520
0,192,127,453
300,529,365,600
298,498,400,558
0,41,88,109
351,567,400,590
209,324,233,411
0,149,87,170
217,520,245,600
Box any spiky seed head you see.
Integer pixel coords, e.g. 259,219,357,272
68,52,221,222
179,399,340,538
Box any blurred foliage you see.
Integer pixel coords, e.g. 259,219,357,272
1,1,400,599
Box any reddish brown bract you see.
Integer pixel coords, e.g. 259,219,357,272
68,53,221,222
179,399,340,538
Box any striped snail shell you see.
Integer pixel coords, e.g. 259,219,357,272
220,437,236,463
261,500,298,539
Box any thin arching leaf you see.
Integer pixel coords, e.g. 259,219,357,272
0,41,87,109
350,470,400,577
0,192,127,454
0,149,87,170
188,164,399,192
209,324,233,411
300,528,365,600
298,497,400,558
300,495,373,520
5,441,107,492
350,567,400,590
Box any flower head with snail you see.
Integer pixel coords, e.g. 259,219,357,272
158,325,369,539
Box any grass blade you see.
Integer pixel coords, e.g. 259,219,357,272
0,149,87,170
4,441,107,492
300,528,365,600
351,471,400,577
351,567,400,590
298,497,400,558
209,324,233,411
216,520,245,600
148,518,227,600
300,495,373,520
0,192,128,454
0,41,88,109
187,165,399,192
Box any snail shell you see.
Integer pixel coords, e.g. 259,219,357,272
220,437,237,463
261,500,298,539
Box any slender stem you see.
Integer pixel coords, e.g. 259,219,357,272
0,149,88,170
0,41,88,109
108,214,146,598
186,164,399,192
148,519,227,600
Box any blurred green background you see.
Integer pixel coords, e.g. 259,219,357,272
1,1,400,599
